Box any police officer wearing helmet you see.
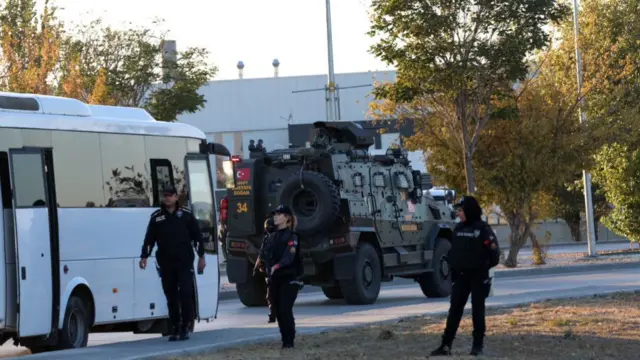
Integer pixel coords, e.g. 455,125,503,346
254,217,277,323
263,205,303,349
431,195,500,357
139,185,207,342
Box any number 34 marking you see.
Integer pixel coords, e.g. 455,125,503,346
236,202,248,213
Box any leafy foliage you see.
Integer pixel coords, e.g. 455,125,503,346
549,179,611,242
367,0,569,192
0,0,64,94
593,144,640,243
0,4,216,121
542,0,640,243
474,59,588,266
57,18,217,121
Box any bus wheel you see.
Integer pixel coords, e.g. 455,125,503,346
57,296,90,349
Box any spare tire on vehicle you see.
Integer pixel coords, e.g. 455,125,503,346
278,171,341,235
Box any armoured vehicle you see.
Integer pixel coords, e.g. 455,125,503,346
223,121,458,306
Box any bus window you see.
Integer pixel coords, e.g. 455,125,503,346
150,159,175,207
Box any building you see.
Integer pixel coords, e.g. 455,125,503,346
177,65,429,193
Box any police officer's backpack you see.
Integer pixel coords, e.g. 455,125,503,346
485,224,501,268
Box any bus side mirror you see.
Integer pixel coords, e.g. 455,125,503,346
200,142,231,157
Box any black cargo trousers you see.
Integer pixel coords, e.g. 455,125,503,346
442,268,491,347
158,260,195,330
268,275,300,344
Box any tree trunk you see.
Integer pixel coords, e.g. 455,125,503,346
505,221,523,268
568,220,581,242
504,214,535,268
462,150,476,194
505,237,520,268
594,216,601,242
529,231,545,265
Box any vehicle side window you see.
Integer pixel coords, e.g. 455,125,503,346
150,159,175,207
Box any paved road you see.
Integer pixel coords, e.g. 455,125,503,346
5,264,640,360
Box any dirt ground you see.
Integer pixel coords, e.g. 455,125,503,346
175,291,640,360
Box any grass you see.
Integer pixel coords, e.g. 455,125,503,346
174,291,640,360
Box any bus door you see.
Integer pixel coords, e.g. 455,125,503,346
184,153,219,322
8,148,60,338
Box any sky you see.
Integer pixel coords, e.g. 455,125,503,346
49,0,394,80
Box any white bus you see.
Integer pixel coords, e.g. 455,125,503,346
0,92,230,353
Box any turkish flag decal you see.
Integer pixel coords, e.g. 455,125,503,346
236,168,251,181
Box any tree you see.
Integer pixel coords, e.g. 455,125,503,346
57,18,217,121
542,0,640,245
593,144,640,245
367,0,568,193
475,61,589,267
0,0,64,93
550,179,611,243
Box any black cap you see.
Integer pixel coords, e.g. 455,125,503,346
271,204,292,216
162,185,177,195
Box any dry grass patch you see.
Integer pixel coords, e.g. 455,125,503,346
176,292,640,360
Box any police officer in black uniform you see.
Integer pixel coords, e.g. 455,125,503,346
263,205,303,349
430,195,500,357
254,217,277,323
139,185,207,342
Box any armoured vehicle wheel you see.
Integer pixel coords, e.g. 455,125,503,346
278,171,340,235
417,237,452,298
321,285,344,300
340,243,381,305
236,272,268,307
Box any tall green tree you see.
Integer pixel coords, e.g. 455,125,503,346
542,0,640,243
0,0,64,94
58,18,217,121
367,0,568,193
593,144,640,245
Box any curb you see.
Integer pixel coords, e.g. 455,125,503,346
218,260,639,301
217,240,631,276
150,288,640,360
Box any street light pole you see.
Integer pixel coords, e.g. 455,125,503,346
572,0,597,257
325,0,338,121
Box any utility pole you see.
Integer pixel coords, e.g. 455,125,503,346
572,0,597,257
325,0,338,121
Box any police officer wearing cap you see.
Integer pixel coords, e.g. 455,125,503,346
263,205,303,349
254,217,278,323
139,185,207,342
431,195,500,357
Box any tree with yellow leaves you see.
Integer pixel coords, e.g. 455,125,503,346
0,0,64,94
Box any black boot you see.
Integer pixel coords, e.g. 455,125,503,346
470,336,483,356
167,326,179,342
178,325,191,341
430,343,452,356
268,313,276,323
281,334,294,349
